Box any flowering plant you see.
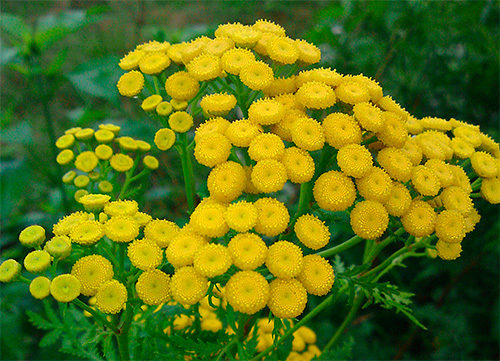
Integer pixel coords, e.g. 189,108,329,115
1,19,499,361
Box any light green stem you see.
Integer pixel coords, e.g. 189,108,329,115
118,155,141,200
72,298,120,333
317,235,364,258
116,303,134,361
177,133,196,213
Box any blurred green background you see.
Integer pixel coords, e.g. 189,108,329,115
1,1,498,360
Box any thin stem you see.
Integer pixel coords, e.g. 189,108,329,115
72,298,120,333
116,302,134,361
118,155,141,200
365,227,406,263
177,133,196,213
317,235,364,258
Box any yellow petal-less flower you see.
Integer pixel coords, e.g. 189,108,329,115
170,266,208,306
117,70,144,97
297,255,335,296
228,233,267,270
268,278,307,319
50,274,81,303
96,280,127,314
30,276,51,299
136,269,171,305
19,225,46,248
110,154,134,172
350,200,389,240
75,151,99,173
225,270,269,315
313,171,356,212
165,71,199,101
71,254,114,296
294,214,330,250
0,259,22,283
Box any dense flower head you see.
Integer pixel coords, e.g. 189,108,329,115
71,254,114,296
336,80,371,105
440,186,473,214
193,243,232,278
190,202,229,238
136,269,171,305
377,111,408,148
0,259,22,283
194,117,230,142
425,159,455,188
295,81,336,110
50,274,81,303
195,132,232,167
239,61,274,90
200,92,237,116
254,197,290,237
45,235,72,259
337,144,373,178
323,112,362,149
436,240,462,261
207,161,247,203
225,270,269,315
281,146,315,184
481,177,500,204
139,52,170,75
165,71,200,101
224,201,258,233
166,231,207,268
383,181,412,217
266,241,303,279
401,200,437,237
53,211,94,236
144,219,179,248
248,133,285,161
105,216,139,243
297,255,335,296
268,278,308,319
313,171,356,212
170,266,208,306
225,119,262,147
96,279,128,314
110,153,134,172
117,71,144,97
411,165,441,197
294,214,330,250
350,200,389,240
19,225,46,248
377,147,413,182
228,233,268,270
221,47,256,75
291,117,325,151
24,250,51,274
29,276,51,299
470,151,498,178
70,220,104,246
251,159,288,194
356,166,393,203
128,238,163,271
435,210,466,244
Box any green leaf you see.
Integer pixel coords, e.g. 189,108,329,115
0,13,32,43
26,310,55,331
46,48,68,75
39,328,63,347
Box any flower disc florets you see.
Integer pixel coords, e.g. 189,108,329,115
225,271,269,315
71,254,114,296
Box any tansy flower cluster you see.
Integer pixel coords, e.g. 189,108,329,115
56,123,159,201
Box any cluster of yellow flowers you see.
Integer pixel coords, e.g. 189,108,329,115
55,123,159,200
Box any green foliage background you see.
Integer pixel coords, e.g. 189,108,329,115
1,1,498,360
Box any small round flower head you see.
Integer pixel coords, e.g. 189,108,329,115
231,25,262,47
479,132,500,158
266,241,303,279
336,80,371,105
19,225,45,248
353,102,385,133
254,197,290,237
441,186,473,214
453,125,482,147
99,123,121,135
248,98,285,126
221,48,256,75
94,144,113,160
406,115,424,135
228,233,268,270
281,147,315,184
73,174,90,188
294,214,330,250
56,134,75,149
30,276,51,299
225,201,258,232
337,144,373,178
267,36,298,64
138,52,170,75
194,117,230,142
297,254,335,296
291,117,325,151
166,231,206,268
56,149,74,165
383,181,412,217
136,269,172,305
166,42,185,63
377,147,413,182
193,243,232,278
74,151,99,173
104,200,138,217
190,203,229,238
313,170,356,212
401,200,437,237
117,70,144,97
350,74,384,102
187,54,221,81
75,128,94,141
264,77,298,97
78,194,111,213
207,161,247,203
411,165,441,197
130,212,152,228
128,238,163,271
165,71,200,101
203,36,235,57
295,81,336,110
377,95,407,119
45,235,72,259
248,133,285,161
119,49,143,70
436,240,462,261
401,138,423,166
356,167,393,203
74,189,89,201
200,93,237,116
251,159,288,194
253,19,286,36
169,111,193,133
141,94,163,112
350,200,389,240
181,37,208,64
105,216,139,243
154,128,176,151
225,119,262,147
71,254,114,296
143,155,159,170
377,112,408,148
424,159,454,188
415,131,453,161
481,177,500,204
53,211,93,236
471,151,498,178
70,220,104,245
435,210,466,244
225,271,269,315
268,278,307,319
62,170,77,184
144,219,180,248
295,39,321,65
0,259,22,283
194,132,232,167
96,279,127,314
110,154,134,172
170,266,208,306
463,207,481,233
323,113,362,149
156,101,173,117
50,274,81,303
240,61,274,90
450,137,475,159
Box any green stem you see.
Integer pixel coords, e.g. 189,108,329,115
18,275,31,284
177,133,196,213
366,227,405,263
372,251,427,282
471,177,482,191
322,293,365,352
250,284,349,361
317,235,364,258
116,302,134,361
72,298,120,333
118,155,141,200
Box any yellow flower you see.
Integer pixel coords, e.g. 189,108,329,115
74,128,94,141
117,70,144,97
45,235,72,259
406,115,424,135
415,131,453,161
470,151,498,178
190,203,229,238
156,101,173,117
165,71,199,101
139,52,170,75
0,259,22,283
281,146,315,184
194,132,232,167
78,194,111,212
377,112,408,148
193,243,232,278
436,240,462,261
401,200,437,237
168,111,193,133
231,25,262,48
194,117,230,142
297,254,335,296
266,241,303,279
411,165,441,197
225,270,269,315
239,61,274,90
441,186,473,214
450,137,475,159
337,144,373,178
322,112,362,149
166,231,206,268
253,197,290,237
74,175,90,188
453,125,482,147
132,212,152,228
294,214,330,250
221,48,256,75
336,80,371,105
225,201,258,233
170,266,208,306
401,138,423,166
377,147,413,182
251,159,288,194
136,269,172,306
62,170,77,184
119,49,144,70
207,161,247,203
94,129,115,143
268,36,298,64
351,75,384,102
313,170,356,212
19,225,45,248
356,166,393,203
128,238,163,271
50,274,81,303
268,278,307,319
186,54,221,81
377,95,407,120
225,119,262,147
295,81,336,110
435,210,466,244
70,220,104,245
253,19,286,36
295,39,321,65
141,94,163,112
383,181,412,217
248,133,285,161
263,77,297,97
203,37,235,57
53,211,93,236
75,151,99,173
154,128,176,151
99,123,121,135
291,117,325,151
71,255,114,296
98,181,113,194
144,219,179,248
350,200,389,240
105,216,139,243
29,276,51,299
56,134,75,149
104,200,138,217
166,43,185,63
353,102,385,133
110,153,134,172
95,144,113,160
200,92,237,116
481,177,500,204
96,279,127,314
248,98,285,126
228,233,267,270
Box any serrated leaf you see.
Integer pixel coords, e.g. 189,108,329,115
26,310,55,331
39,328,63,347
46,47,68,75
